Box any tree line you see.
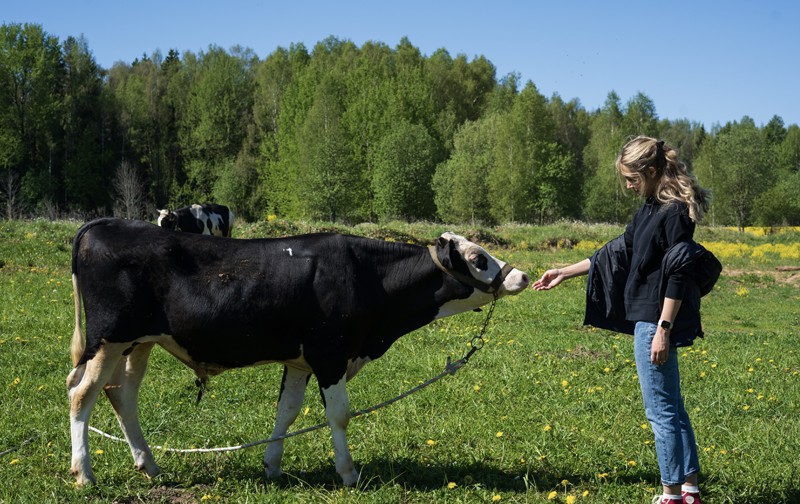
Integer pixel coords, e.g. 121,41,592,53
2,22,799,228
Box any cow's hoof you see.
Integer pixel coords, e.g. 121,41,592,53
264,466,283,480
71,468,96,488
135,461,161,479
340,469,359,487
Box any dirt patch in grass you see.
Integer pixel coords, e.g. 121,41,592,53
724,268,800,287
111,485,210,504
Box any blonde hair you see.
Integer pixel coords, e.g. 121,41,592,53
615,136,711,222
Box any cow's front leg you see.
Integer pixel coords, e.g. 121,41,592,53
320,374,359,486
66,342,127,486
264,365,310,479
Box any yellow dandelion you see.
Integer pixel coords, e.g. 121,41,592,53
473,385,481,392
628,460,636,467
492,495,502,502
640,423,649,429
597,472,609,479
583,490,590,497
426,439,437,446
561,380,569,387
747,388,755,393
548,491,558,500
566,496,577,504
10,459,20,465
720,449,728,454
543,425,552,432
95,449,104,455
303,406,310,416
743,405,750,410
447,482,457,489
700,371,706,378
496,431,504,438
711,363,718,369
604,367,611,373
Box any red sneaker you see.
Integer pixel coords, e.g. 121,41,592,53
682,490,702,504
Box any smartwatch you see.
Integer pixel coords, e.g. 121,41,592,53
658,319,673,330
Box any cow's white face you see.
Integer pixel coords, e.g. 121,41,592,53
432,232,528,319
439,232,529,295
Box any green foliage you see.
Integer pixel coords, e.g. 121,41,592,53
583,92,636,222
753,171,800,225
694,118,775,229
0,23,65,210
372,121,438,221
433,115,498,224
0,23,796,227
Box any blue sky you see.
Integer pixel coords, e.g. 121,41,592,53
5,0,798,130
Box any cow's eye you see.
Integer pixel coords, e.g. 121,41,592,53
471,253,488,271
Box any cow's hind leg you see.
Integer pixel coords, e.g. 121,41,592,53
104,342,160,478
320,374,359,486
66,342,128,486
263,365,311,479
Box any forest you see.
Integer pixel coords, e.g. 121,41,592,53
2,22,799,228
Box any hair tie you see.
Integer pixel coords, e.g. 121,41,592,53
655,140,666,170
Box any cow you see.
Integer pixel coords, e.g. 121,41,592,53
157,203,234,237
67,218,529,487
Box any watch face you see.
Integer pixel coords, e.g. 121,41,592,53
660,320,671,329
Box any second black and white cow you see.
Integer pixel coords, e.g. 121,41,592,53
67,218,529,487
157,203,234,237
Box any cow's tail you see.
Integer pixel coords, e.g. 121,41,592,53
71,272,84,366
69,219,109,366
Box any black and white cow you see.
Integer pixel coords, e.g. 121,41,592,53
157,203,234,237
67,218,529,487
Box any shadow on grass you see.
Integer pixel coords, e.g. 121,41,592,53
202,456,665,492
87,458,799,504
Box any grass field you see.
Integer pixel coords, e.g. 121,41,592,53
1,219,798,503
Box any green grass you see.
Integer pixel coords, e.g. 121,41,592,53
0,219,798,503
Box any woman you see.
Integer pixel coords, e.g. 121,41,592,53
533,136,711,504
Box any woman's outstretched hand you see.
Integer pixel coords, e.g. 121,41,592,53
532,269,565,291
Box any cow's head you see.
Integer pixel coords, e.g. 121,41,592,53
157,209,177,230
431,232,529,297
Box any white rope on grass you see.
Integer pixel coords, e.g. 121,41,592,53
89,356,468,454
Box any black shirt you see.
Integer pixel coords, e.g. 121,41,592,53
623,197,695,322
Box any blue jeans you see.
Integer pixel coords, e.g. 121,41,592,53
634,321,700,486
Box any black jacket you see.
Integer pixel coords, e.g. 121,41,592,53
584,236,718,347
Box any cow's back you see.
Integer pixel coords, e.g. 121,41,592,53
72,219,422,368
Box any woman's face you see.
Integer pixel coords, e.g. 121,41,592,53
621,165,656,197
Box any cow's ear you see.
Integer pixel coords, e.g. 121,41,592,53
435,237,455,269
